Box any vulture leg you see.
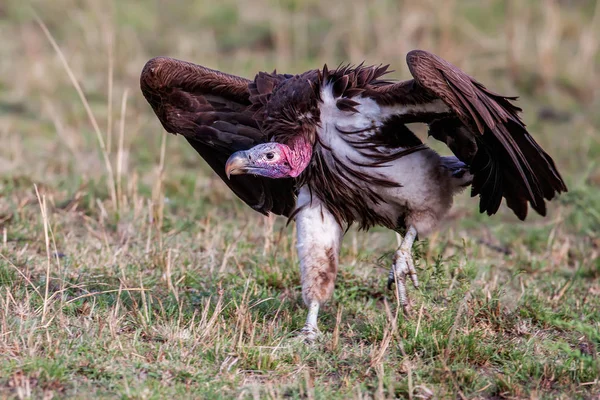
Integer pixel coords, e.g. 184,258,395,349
387,226,419,315
295,187,343,342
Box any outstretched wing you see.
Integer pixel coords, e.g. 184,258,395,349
370,50,567,220
140,57,296,216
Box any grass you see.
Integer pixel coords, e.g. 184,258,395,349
0,0,599,398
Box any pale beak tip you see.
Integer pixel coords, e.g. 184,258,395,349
225,151,247,179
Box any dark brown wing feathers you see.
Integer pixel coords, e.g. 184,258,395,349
247,71,294,120
140,52,565,222
140,57,295,216
373,50,567,220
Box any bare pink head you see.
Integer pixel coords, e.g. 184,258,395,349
225,138,312,179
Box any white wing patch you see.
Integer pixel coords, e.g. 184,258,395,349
319,83,377,133
320,83,449,131
318,83,449,147
315,83,458,235
381,98,450,118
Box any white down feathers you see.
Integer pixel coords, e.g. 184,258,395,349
314,83,465,235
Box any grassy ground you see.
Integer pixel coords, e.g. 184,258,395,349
1,0,599,398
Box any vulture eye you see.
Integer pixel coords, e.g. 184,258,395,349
266,152,275,160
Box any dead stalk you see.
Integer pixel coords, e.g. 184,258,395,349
34,185,51,324
117,89,129,210
35,14,118,210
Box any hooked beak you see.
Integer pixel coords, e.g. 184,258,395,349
225,151,249,179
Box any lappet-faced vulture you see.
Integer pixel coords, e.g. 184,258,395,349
140,50,566,341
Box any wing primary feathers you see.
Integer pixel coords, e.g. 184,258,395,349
140,56,297,217
369,49,566,219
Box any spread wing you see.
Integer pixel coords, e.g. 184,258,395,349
371,50,567,220
140,57,296,216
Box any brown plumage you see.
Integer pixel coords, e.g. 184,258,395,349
141,52,566,225
371,51,566,220
140,50,567,339
140,57,296,216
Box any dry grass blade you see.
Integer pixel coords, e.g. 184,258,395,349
117,89,129,210
65,288,148,304
151,130,168,244
104,12,114,154
34,13,118,210
34,184,52,324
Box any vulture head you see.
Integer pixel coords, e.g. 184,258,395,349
225,142,303,178
226,72,320,180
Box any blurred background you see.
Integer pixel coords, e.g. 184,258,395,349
0,0,599,398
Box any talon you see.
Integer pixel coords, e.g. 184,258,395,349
387,270,395,290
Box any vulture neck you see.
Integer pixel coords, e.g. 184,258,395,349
283,135,313,178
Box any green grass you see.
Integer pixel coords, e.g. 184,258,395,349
1,0,599,398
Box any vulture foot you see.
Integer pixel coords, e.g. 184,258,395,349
387,226,419,315
299,324,321,343
299,301,321,343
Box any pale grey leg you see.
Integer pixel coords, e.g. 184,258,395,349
387,226,419,314
295,186,343,342
300,301,320,342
